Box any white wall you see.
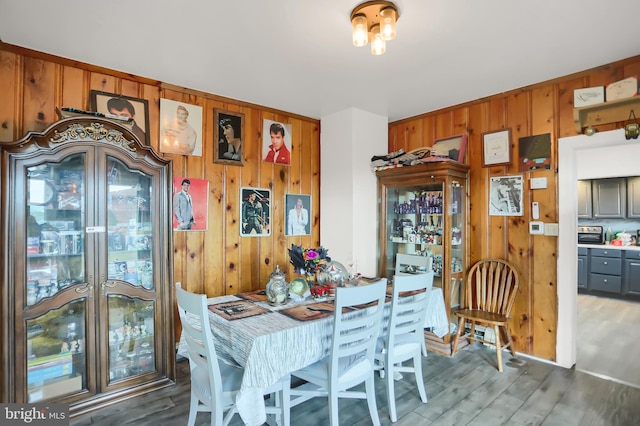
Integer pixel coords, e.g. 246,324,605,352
557,128,639,368
320,108,387,276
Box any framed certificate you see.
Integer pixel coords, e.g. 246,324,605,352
482,129,512,167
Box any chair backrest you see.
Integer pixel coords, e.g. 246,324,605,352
175,283,223,404
329,279,387,387
387,272,434,347
396,253,433,281
463,259,519,316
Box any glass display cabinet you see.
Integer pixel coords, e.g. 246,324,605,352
376,161,469,355
0,117,174,415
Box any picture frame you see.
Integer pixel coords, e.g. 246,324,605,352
90,90,150,146
518,133,551,172
262,119,292,165
172,177,209,231
213,109,245,166
240,187,271,237
432,134,467,163
285,194,311,236
159,99,203,157
482,128,512,167
489,175,524,216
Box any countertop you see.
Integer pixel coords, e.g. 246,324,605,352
578,243,640,251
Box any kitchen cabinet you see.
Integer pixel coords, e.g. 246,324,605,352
623,250,640,296
577,180,593,219
0,117,175,416
577,247,588,289
626,176,640,218
376,161,469,356
589,248,622,293
592,178,626,218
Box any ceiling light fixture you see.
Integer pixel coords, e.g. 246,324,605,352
350,1,399,56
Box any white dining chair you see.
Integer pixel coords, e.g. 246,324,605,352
289,278,387,426
395,253,433,277
375,273,432,422
175,283,290,426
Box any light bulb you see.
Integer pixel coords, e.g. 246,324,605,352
380,7,397,41
351,14,368,47
370,24,385,55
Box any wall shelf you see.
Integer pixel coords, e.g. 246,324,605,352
574,96,640,133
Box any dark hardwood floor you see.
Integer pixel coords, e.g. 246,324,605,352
71,345,640,425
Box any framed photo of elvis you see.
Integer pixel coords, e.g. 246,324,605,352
285,194,311,236
172,177,209,231
240,187,271,237
90,90,151,146
262,119,292,166
213,109,245,166
159,99,203,157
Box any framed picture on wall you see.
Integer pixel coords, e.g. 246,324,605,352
433,134,467,163
262,119,292,165
172,177,209,231
240,187,271,237
519,133,552,171
90,90,150,146
489,175,524,216
482,128,512,167
159,98,203,157
285,194,311,236
213,109,245,166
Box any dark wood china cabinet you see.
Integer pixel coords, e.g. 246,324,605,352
0,117,175,416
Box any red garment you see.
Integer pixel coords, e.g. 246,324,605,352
264,144,290,165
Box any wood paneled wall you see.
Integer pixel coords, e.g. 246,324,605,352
0,42,321,302
389,55,640,361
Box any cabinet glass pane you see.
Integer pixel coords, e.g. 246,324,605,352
26,154,86,306
27,300,86,402
106,157,153,288
108,295,155,382
386,185,444,284
449,181,465,310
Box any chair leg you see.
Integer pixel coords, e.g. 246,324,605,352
501,325,517,358
469,322,476,346
451,316,465,356
493,325,503,372
413,354,428,404
365,375,381,426
385,357,397,422
329,392,339,426
282,377,290,426
188,392,198,426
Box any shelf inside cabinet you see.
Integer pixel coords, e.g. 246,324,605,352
574,96,640,133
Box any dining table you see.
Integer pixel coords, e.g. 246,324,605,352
177,284,449,426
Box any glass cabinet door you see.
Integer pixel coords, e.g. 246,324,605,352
103,155,158,386
384,183,445,288
449,180,465,311
25,154,90,402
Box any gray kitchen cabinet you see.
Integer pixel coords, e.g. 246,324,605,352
593,178,626,218
577,180,592,219
623,250,640,296
589,248,622,293
626,176,640,218
578,247,588,289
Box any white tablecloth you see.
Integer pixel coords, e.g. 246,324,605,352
177,287,448,426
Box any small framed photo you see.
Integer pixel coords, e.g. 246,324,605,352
159,99,203,156
172,177,209,231
241,187,271,237
214,109,245,166
285,194,311,236
90,90,150,146
262,119,292,165
482,129,512,167
433,134,467,163
519,133,551,172
489,175,524,216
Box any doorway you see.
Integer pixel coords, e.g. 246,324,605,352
558,128,640,387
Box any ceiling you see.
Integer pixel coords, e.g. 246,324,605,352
1,0,639,122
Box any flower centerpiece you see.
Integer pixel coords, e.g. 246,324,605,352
288,244,331,281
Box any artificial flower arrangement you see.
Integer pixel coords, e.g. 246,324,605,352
288,244,331,276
